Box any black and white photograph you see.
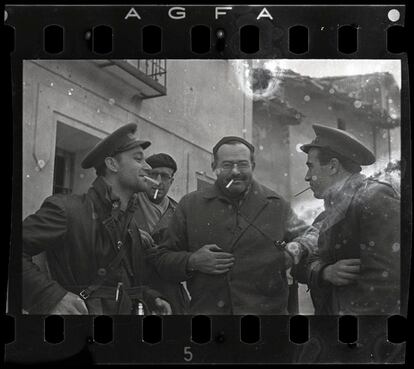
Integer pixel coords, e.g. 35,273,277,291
19,58,403,317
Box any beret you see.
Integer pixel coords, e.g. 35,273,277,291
81,123,151,169
213,136,255,156
146,153,177,173
300,124,375,165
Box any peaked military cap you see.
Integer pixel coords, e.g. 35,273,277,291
213,136,255,156
300,124,375,165
146,153,177,173
81,123,151,169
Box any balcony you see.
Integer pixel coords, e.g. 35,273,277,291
93,59,167,99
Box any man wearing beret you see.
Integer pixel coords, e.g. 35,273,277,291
300,124,400,315
22,123,172,315
149,136,318,315
134,153,190,313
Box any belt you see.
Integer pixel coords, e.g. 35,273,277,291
64,284,151,314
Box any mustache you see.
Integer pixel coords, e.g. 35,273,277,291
227,175,247,180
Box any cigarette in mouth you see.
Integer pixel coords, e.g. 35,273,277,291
226,179,234,189
144,176,160,186
153,189,159,200
294,187,311,197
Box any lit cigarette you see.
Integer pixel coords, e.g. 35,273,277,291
153,189,159,200
294,187,311,197
226,179,234,189
144,176,160,186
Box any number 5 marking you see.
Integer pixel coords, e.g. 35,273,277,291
184,346,193,362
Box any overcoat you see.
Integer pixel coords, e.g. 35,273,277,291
23,177,161,314
134,196,190,314
151,180,315,315
306,173,401,315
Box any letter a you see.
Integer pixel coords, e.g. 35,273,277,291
125,8,142,20
257,7,273,20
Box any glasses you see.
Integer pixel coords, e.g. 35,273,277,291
148,172,173,182
220,161,251,171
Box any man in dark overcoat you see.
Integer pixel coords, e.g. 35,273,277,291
22,123,171,315
149,136,318,315
134,153,190,314
300,124,400,315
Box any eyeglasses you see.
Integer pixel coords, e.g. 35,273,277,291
148,172,173,182
220,161,251,171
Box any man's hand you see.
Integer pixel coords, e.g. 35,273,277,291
283,251,294,270
322,259,361,286
188,244,234,274
285,242,303,265
49,292,89,315
152,298,172,315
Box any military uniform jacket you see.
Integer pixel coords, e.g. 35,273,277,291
150,180,316,315
23,177,161,314
307,173,401,315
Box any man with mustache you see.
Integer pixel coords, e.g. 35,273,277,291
150,136,317,315
22,123,171,315
134,153,190,313
300,124,400,315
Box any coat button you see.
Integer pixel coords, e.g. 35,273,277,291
98,268,107,276
217,300,225,308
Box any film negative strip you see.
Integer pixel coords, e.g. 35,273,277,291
4,4,411,364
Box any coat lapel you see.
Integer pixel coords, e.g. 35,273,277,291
231,181,279,250
238,181,270,225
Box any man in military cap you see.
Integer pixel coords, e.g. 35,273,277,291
300,124,400,315
134,153,190,313
149,136,318,315
22,123,172,315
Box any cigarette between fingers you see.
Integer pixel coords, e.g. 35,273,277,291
226,179,234,189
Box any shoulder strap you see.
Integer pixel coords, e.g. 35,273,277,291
79,202,137,300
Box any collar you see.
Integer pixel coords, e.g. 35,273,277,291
202,179,280,202
319,173,366,232
91,176,139,214
323,174,352,210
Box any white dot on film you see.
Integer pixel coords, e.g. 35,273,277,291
311,175,318,181
354,100,362,108
388,9,400,22
304,95,310,102
392,243,400,252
